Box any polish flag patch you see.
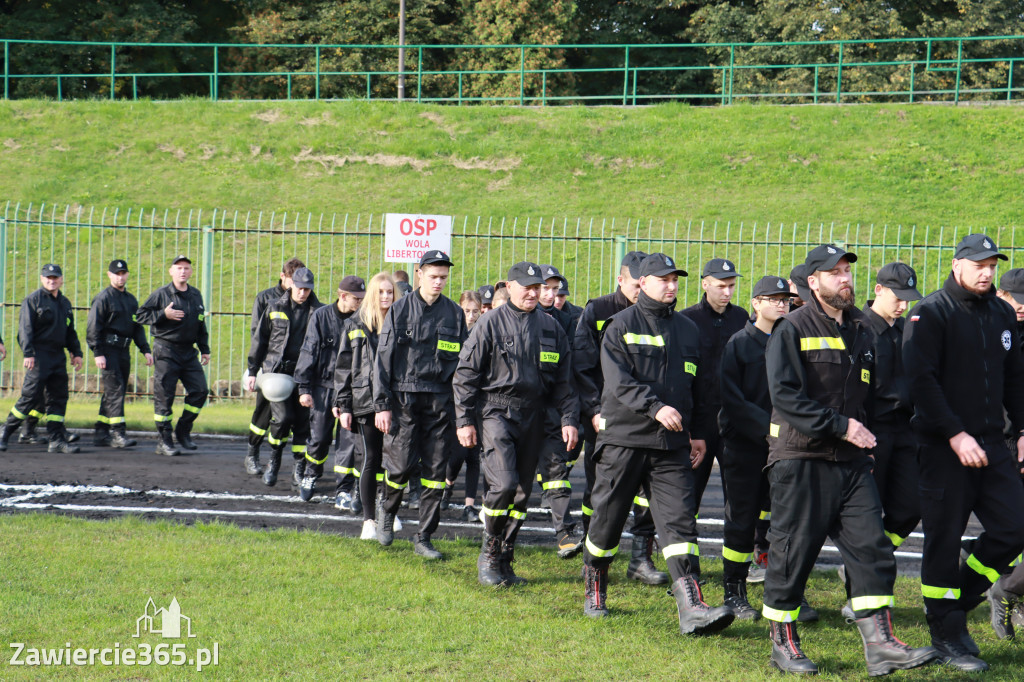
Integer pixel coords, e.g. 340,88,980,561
910,315,921,322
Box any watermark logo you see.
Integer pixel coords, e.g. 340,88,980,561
135,597,195,639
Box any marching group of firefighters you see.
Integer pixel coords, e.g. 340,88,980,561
4,233,1024,676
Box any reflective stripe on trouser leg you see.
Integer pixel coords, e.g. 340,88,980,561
479,403,544,540
98,350,130,431
303,387,335,478
247,391,272,447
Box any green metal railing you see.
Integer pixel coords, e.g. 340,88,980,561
1,201,1018,399
2,35,1024,104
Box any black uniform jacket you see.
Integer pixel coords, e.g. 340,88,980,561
251,283,320,336
87,286,150,356
19,288,82,358
247,291,321,376
573,288,631,421
862,302,912,427
373,291,468,410
563,300,583,334
681,295,750,439
766,295,874,465
452,301,578,429
294,301,351,394
903,273,1024,443
137,283,210,353
597,291,705,451
334,317,379,418
718,321,771,450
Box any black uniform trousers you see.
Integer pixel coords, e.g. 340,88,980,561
247,391,273,449
356,417,384,522
381,390,453,537
96,346,131,435
872,425,921,546
265,386,310,457
763,458,896,622
305,386,359,492
478,402,543,543
7,349,69,441
447,442,481,500
538,407,576,535
918,438,1024,617
584,443,701,582
693,430,725,515
581,425,656,538
152,343,206,434
720,441,771,582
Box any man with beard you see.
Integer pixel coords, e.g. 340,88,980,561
904,234,1024,671
763,244,935,676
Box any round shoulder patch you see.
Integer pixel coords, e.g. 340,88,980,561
1002,329,1012,351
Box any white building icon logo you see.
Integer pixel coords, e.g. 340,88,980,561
133,598,196,639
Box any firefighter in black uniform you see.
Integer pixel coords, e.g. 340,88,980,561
295,276,364,503
0,264,83,453
718,275,796,620
454,261,578,586
87,259,153,448
554,279,583,330
373,250,468,560
904,233,1024,672
136,255,210,457
582,253,733,636
245,257,314,475
246,267,321,486
478,284,495,313
764,244,935,676
574,251,667,585
681,258,749,518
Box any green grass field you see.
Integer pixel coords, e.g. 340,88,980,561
1,514,1020,680
58,396,253,435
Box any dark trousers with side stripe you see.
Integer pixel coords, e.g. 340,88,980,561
582,426,657,538
266,387,310,458
763,458,895,621
381,390,453,538
152,343,206,434
584,443,700,582
872,425,921,546
95,346,131,435
356,417,384,522
6,350,69,441
918,438,1024,617
539,407,575,534
247,391,272,448
479,403,543,544
720,440,771,582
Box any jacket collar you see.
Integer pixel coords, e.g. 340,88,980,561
744,320,769,345
944,272,997,304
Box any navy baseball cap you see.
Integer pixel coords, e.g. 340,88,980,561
478,284,495,303
876,262,922,301
752,275,796,299
172,255,192,265
790,264,812,301
338,275,366,298
621,251,647,279
507,262,545,287
805,244,858,273
41,264,63,277
108,259,129,274
639,253,687,278
540,264,567,288
291,267,314,290
999,268,1024,304
702,258,742,280
954,233,1007,262
419,250,454,268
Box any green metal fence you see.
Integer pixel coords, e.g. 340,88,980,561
3,35,1024,104
0,201,1018,399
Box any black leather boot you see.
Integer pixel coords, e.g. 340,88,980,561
626,534,669,585
769,620,819,674
478,532,505,586
926,610,988,672
855,608,937,676
376,494,396,546
723,579,760,620
174,423,197,451
500,542,527,586
244,445,262,475
671,575,735,635
584,564,609,617
262,449,282,486
0,422,16,451
155,429,180,457
413,533,443,560
110,429,136,448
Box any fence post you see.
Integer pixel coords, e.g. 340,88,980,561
110,43,116,100
0,216,6,376
622,46,630,106
520,46,526,105
202,223,215,324
213,45,219,102
315,46,320,100
955,39,963,104
836,41,844,104
611,235,626,292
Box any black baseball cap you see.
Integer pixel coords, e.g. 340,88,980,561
621,251,647,279
419,250,454,268
702,258,742,280
507,262,545,287
876,262,922,301
804,244,858,273
999,268,1024,304
558,280,571,296
790,264,812,301
172,255,192,265
291,267,314,290
41,264,62,277
478,284,495,303
338,275,366,298
752,275,797,299
540,264,567,288
108,259,129,274
954,233,1007,262
639,253,687,278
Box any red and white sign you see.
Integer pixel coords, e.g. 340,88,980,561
383,213,453,263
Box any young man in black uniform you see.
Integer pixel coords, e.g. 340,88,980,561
554,279,583,330
245,257,311,475
87,259,153,449
718,275,796,620
0,264,84,453
574,251,667,585
454,261,578,586
904,233,1024,672
295,276,364,503
136,255,210,457
478,284,494,313
582,253,733,636
374,251,468,560
764,244,934,676
246,267,321,486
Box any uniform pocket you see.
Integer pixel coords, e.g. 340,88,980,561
436,325,462,358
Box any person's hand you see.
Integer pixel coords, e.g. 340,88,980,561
23,357,34,370
562,425,578,451
245,375,257,392
340,413,353,431
950,431,987,468
164,302,184,321
0,342,7,361
458,424,477,448
332,406,343,420
655,405,683,432
94,355,106,370
690,438,707,468
144,353,154,367
298,393,313,408
71,356,83,371
1017,434,1024,475
376,410,392,434
843,418,877,450
200,354,210,366
591,413,602,432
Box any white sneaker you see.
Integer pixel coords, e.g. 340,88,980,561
393,515,403,532
360,519,377,540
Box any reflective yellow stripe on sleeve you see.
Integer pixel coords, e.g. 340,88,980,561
348,329,366,340
595,320,607,331
622,333,665,347
799,336,846,351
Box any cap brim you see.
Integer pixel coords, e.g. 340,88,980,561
173,258,192,265
512,276,546,287
812,252,858,272
703,271,743,280
961,250,1008,262
754,290,797,299
1009,291,1024,305
420,259,454,268
345,290,366,298
644,267,688,278
889,286,923,301
795,285,812,301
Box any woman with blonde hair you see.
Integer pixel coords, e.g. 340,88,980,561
334,271,402,539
